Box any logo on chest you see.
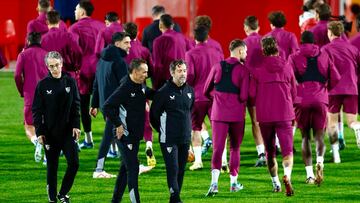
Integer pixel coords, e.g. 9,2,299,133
130,93,136,97
65,87,70,93
169,95,175,100
46,90,52,95
187,93,192,99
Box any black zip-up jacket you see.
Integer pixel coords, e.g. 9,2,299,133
32,72,80,139
102,75,154,143
91,44,128,109
150,79,194,145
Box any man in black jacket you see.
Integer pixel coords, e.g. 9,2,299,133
89,32,131,178
103,59,154,203
141,5,182,53
150,60,194,203
32,51,81,203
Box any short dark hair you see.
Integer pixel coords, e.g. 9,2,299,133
47,10,60,25
38,0,50,12
315,3,331,21
244,15,259,30
261,37,279,56
170,59,187,73
160,14,173,29
105,11,119,22
194,15,212,29
152,5,165,16
112,32,130,44
301,31,315,44
28,32,41,45
229,39,246,52
327,21,344,36
123,22,138,40
79,0,94,17
268,11,287,28
194,25,209,42
129,58,147,73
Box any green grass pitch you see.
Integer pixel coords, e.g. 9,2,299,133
1,71,360,202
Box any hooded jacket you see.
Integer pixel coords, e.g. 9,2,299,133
91,44,128,110
288,43,340,105
250,56,296,122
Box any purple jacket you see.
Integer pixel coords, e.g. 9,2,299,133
204,57,249,122
125,39,153,76
185,42,223,102
95,22,124,58
27,12,67,36
288,44,340,105
152,29,189,89
14,45,48,106
69,17,105,94
265,28,298,59
41,27,82,77
350,32,360,50
249,56,296,122
244,32,263,71
189,37,224,59
310,20,348,48
321,38,360,95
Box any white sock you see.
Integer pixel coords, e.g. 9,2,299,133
146,141,153,149
275,135,280,149
201,130,210,140
316,156,324,165
222,146,228,165
271,176,281,187
284,167,292,180
256,144,265,155
292,126,296,136
211,169,220,185
31,136,37,145
230,175,238,184
305,165,315,178
85,131,93,143
193,146,202,163
338,121,344,139
332,144,341,163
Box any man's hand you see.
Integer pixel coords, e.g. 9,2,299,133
116,125,124,140
89,107,98,118
38,135,45,145
73,128,81,141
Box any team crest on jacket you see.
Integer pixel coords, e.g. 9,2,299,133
169,95,175,100
45,144,50,150
131,93,136,97
46,90,52,95
142,88,145,94
65,87,70,93
187,93,192,99
167,147,173,153
127,144,133,150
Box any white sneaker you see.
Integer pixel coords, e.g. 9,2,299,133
139,164,154,175
34,140,42,162
189,162,203,171
93,171,117,178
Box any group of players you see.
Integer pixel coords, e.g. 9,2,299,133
13,0,360,202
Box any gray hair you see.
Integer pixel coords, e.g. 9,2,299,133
44,51,63,66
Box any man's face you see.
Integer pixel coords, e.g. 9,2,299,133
239,46,247,61
171,63,187,86
47,58,63,78
74,4,84,20
133,63,148,83
115,36,131,54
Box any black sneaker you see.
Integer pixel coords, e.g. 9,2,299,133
57,194,70,203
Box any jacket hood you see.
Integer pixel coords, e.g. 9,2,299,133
101,44,127,61
263,56,287,73
298,43,320,58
